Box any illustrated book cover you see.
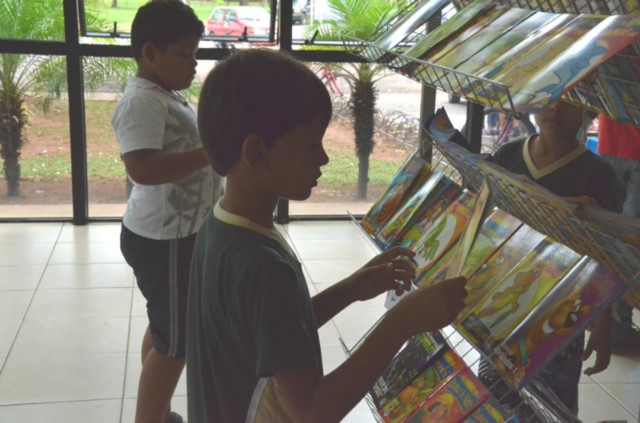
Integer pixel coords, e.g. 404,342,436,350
462,395,520,423
371,331,448,411
404,366,491,423
360,154,431,237
456,237,582,354
378,348,467,423
489,257,626,389
377,170,457,249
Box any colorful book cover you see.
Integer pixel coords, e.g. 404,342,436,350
360,154,431,236
390,0,495,73
378,171,457,248
460,208,522,278
362,0,452,62
487,14,640,112
454,11,561,76
379,348,466,423
490,257,626,389
404,367,491,423
457,237,582,353
456,224,546,321
371,331,447,410
411,190,476,279
461,395,520,423
433,7,535,71
398,182,462,250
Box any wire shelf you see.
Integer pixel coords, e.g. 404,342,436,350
430,137,640,308
452,0,639,15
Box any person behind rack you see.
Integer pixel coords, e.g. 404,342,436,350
111,2,224,423
597,113,640,355
486,99,620,415
185,48,468,423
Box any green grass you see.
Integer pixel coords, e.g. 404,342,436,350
21,100,405,186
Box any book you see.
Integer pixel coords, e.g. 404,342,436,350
456,237,582,354
397,182,463,250
390,0,496,74
461,395,520,423
492,14,640,112
404,366,491,423
427,7,537,94
378,348,467,423
454,11,562,76
412,190,477,282
361,0,452,62
377,171,456,249
371,331,448,411
489,257,626,389
416,206,522,289
360,154,431,237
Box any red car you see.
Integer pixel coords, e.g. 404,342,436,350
205,6,271,37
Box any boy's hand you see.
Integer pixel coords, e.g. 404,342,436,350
390,277,468,337
583,311,612,376
346,246,417,302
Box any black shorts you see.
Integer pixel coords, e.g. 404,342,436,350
120,224,196,358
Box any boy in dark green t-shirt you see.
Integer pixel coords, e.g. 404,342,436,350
186,49,468,423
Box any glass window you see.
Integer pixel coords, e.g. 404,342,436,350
0,0,65,42
0,53,72,218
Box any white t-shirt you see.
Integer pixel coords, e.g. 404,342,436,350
112,77,223,240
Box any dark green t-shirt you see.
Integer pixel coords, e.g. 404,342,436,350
186,211,322,423
490,137,621,211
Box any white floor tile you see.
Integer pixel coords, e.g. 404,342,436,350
0,264,45,290
578,383,638,422
283,220,366,241
0,399,122,423
58,222,121,244
600,382,640,420
27,288,132,320
0,353,126,404
294,239,378,261
0,290,33,319
0,317,22,360
0,243,55,265
304,259,370,284
49,242,126,264
0,222,62,244
11,317,130,356
39,263,134,289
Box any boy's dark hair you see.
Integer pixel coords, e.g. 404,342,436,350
131,1,204,61
198,49,333,176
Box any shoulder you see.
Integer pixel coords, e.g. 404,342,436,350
491,138,527,166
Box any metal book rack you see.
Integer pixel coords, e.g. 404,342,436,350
345,0,640,127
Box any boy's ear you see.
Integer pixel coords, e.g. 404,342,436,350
141,42,158,64
241,134,268,169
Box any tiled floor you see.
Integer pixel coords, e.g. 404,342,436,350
0,220,638,422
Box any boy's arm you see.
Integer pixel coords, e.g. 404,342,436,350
122,147,210,185
311,247,416,327
583,305,613,376
276,277,467,423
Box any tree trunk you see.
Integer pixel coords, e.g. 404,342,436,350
357,153,369,200
351,64,376,200
3,151,20,197
111,0,117,7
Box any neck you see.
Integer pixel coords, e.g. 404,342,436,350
531,133,580,161
220,179,278,230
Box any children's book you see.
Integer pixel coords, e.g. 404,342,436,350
377,171,457,249
360,154,431,237
362,0,452,62
431,7,535,72
489,257,626,389
397,182,462,250
412,190,476,282
461,395,520,423
378,348,467,423
454,11,561,76
404,366,491,423
456,237,582,354
445,178,495,280
371,331,448,411
390,0,496,73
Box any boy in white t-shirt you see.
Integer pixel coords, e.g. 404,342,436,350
111,2,223,423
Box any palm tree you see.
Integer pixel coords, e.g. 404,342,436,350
0,0,133,197
307,0,403,199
